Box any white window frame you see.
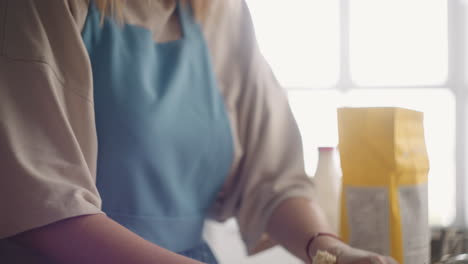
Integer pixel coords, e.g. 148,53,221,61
447,0,468,228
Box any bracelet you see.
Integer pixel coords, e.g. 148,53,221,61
305,232,342,264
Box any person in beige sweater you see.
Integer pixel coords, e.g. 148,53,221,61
0,0,397,263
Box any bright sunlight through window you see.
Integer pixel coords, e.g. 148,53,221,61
247,0,340,88
350,0,448,86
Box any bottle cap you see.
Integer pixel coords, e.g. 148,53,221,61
318,146,335,151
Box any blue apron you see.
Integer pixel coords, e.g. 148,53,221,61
81,1,232,261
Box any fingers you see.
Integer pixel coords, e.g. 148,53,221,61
348,258,374,264
384,256,399,264
349,257,378,264
369,255,400,264
346,258,378,264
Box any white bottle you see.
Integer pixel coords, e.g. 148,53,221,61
313,146,342,234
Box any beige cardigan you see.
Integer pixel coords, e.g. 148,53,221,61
0,0,315,260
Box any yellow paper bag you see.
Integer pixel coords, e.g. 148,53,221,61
337,107,430,264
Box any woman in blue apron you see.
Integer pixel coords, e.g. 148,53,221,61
0,0,397,263
82,2,229,263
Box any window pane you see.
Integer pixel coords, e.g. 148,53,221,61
288,90,341,176
350,0,448,86
344,89,456,227
247,0,340,88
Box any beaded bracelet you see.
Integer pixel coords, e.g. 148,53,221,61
305,232,342,263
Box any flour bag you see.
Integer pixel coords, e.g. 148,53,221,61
337,107,430,264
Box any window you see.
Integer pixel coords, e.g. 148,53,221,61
246,0,340,88
247,0,459,228
350,0,448,86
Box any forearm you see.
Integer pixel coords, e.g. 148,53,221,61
266,197,343,262
11,214,203,264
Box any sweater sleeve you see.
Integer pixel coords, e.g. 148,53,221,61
0,0,102,239
203,0,316,254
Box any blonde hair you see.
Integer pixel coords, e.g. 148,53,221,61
94,0,208,21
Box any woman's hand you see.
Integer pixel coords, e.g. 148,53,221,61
331,245,398,264
309,236,399,264
266,198,400,264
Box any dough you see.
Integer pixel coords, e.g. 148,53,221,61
312,250,337,264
